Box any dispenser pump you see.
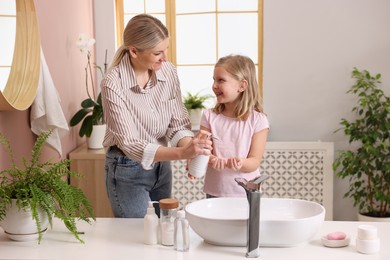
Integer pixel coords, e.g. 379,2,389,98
147,201,155,214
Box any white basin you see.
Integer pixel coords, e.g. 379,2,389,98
185,197,325,247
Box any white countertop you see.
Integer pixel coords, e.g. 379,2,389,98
0,218,389,260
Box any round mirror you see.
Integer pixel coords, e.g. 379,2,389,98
0,0,40,111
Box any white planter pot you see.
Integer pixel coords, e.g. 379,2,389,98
87,124,106,149
357,213,390,222
0,200,49,241
189,109,203,131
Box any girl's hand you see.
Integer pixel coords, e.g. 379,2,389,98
210,156,227,170
227,157,243,171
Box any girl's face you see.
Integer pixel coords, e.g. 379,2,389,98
130,38,169,71
212,66,245,105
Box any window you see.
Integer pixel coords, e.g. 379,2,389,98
0,0,16,91
116,0,263,107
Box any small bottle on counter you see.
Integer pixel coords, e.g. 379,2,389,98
143,201,159,245
174,210,190,252
159,198,179,246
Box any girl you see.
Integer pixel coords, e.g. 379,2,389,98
194,54,269,197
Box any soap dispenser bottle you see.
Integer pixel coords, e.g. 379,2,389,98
144,201,159,245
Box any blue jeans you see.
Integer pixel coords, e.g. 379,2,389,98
105,147,172,218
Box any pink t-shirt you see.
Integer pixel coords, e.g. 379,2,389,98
200,109,270,197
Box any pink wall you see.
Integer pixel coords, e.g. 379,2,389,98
0,0,95,167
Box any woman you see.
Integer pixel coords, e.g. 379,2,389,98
101,14,211,218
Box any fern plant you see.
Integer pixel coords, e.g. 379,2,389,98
0,130,95,243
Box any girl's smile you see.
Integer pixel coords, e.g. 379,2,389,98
212,66,243,105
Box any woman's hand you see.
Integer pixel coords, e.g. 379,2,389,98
194,129,213,153
187,172,197,180
181,130,212,159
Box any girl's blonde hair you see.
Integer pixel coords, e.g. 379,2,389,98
108,14,169,70
213,55,264,120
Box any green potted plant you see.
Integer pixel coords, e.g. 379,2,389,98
70,33,107,149
333,67,390,219
69,92,104,138
183,91,213,110
0,130,95,243
183,91,213,130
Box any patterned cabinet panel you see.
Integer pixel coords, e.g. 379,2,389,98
172,142,334,220
260,142,334,220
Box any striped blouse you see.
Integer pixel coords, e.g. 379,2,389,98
101,53,194,169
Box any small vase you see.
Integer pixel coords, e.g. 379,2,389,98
189,109,202,131
87,124,106,149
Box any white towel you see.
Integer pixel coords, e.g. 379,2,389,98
30,48,69,157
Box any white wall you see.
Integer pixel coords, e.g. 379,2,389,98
94,0,390,220
93,0,116,86
263,0,390,220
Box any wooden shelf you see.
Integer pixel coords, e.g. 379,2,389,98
69,144,113,217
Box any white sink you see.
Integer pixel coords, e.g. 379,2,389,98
185,197,325,247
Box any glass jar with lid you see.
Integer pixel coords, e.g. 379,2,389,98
159,198,179,246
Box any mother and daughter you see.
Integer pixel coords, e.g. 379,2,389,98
100,14,269,218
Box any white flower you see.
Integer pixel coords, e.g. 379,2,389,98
75,33,106,103
76,33,96,56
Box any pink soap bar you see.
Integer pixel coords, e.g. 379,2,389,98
326,232,347,240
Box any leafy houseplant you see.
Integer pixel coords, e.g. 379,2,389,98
70,92,104,138
333,68,390,218
0,130,95,243
70,33,106,138
183,91,213,130
183,91,213,110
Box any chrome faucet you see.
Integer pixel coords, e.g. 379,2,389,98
235,175,269,258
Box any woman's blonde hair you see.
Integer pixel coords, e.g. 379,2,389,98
213,55,263,120
109,14,169,70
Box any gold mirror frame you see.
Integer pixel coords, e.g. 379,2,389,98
0,0,40,111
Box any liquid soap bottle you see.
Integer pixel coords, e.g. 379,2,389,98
143,201,159,245
188,152,210,178
188,135,212,178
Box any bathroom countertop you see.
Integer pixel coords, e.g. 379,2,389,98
0,218,389,259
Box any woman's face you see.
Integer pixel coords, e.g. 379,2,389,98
132,38,169,71
212,66,243,105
